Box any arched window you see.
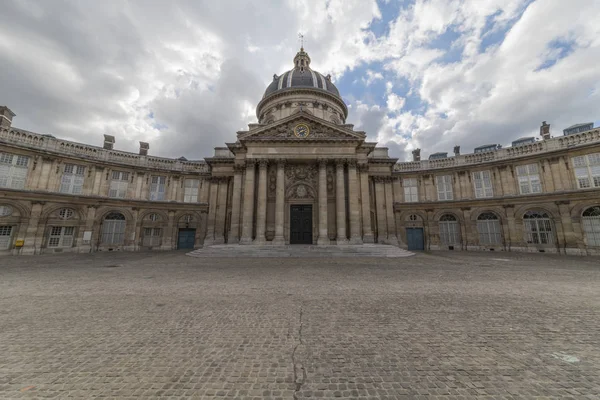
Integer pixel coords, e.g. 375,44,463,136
147,213,160,222
582,206,600,247
181,214,193,224
408,214,419,221
523,210,553,245
58,208,75,220
439,214,460,245
477,212,502,245
101,212,126,245
0,205,12,217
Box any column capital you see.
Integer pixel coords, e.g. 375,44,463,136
334,158,347,166
347,159,357,168
258,159,269,169
233,164,246,173
275,158,286,167
245,159,257,168
357,163,368,172
317,158,329,167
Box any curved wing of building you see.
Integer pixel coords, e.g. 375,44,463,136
1,48,600,255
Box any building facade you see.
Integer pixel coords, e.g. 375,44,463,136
1,48,600,256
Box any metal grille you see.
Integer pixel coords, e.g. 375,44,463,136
0,225,13,250
477,213,502,245
101,213,126,245
143,228,162,247
523,211,554,245
439,214,460,245
582,206,600,247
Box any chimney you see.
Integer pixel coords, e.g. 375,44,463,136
453,145,460,156
103,134,115,150
139,141,149,156
0,106,16,128
540,121,551,140
412,148,421,162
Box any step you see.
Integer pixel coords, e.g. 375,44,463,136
186,244,415,258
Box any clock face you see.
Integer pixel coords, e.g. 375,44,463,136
293,123,310,138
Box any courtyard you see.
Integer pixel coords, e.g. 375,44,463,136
0,250,599,400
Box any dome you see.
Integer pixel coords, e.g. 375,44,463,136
263,48,341,99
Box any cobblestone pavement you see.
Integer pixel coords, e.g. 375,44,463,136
1,251,599,399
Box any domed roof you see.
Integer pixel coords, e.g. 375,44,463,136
263,48,341,99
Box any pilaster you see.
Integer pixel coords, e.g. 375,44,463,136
347,160,362,244
335,159,348,244
358,164,374,243
272,159,286,245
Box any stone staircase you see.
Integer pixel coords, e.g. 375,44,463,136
186,244,415,258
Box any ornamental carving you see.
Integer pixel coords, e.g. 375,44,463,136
285,163,317,187
286,182,316,199
252,121,357,140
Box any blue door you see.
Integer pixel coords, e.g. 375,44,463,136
406,228,424,250
177,229,196,249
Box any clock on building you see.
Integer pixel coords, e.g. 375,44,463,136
293,123,310,138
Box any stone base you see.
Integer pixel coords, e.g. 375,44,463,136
317,237,330,245
362,233,375,244
349,236,363,245
336,238,349,245
271,236,286,246
239,237,254,245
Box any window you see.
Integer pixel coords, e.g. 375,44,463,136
0,225,13,250
148,213,160,222
0,152,29,189
572,153,600,189
184,179,199,203
101,212,126,245
58,208,75,220
143,228,162,247
439,214,460,245
0,205,12,217
582,206,600,247
473,170,494,198
436,175,453,200
109,171,129,198
403,178,418,202
47,226,75,248
149,176,166,201
515,164,541,194
523,211,553,245
181,214,193,224
60,164,85,194
408,214,419,221
477,212,502,245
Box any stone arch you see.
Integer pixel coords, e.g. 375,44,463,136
40,204,84,221
138,209,169,223
432,209,463,222
96,207,134,223
469,207,505,222
0,200,30,218
514,204,558,220
398,210,427,222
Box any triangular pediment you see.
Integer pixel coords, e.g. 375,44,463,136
238,112,366,142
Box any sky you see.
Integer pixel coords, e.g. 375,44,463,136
0,0,599,161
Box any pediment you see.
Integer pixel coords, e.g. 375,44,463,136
238,113,366,142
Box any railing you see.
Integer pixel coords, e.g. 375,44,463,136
0,127,210,173
394,128,600,172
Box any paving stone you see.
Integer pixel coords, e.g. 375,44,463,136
0,250,599,399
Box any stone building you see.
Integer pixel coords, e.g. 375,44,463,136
1,48,600,255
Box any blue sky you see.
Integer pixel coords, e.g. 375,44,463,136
0,0,599,160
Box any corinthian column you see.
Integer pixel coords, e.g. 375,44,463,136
384,177,399,245
239,160,256,244
228,165,244,244
317,159,329,245
335,159,348,245
374,177,387,243
347,160,362,244
254,159,269,244
359,164,374,243
272,159,286,245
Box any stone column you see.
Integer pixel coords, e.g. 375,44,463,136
21,201,44,255
358,164,374,243
213,178,228,245
317,159,330,245
92,167,104,195
163,210,176,250
170,176,180,201
335,159,348,244
254,160,269,244
557,200,577,254
135,172,144,199
199,178,210,203
79,205,97,253
240,160,256,244
503,205,515,251
228,165,244,244
39,157,53,190
384,177,399,245
272,159,286,245
374,177,387,243
203,178,219,245
461,207,473,251
347,160,362,244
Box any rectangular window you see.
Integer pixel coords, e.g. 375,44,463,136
439,222,460,245
403,178,418,203
473,170,494,198
47,226,75,248
572,153,600,189
59,164,85,194
436,175,453,201
183,179,199,203
477,220,502,245
0,225,13,250
143,227,162,247
0,152,29,189
109,171,129,198
515,164,542,194
101,220,126,245
149,176,167,201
